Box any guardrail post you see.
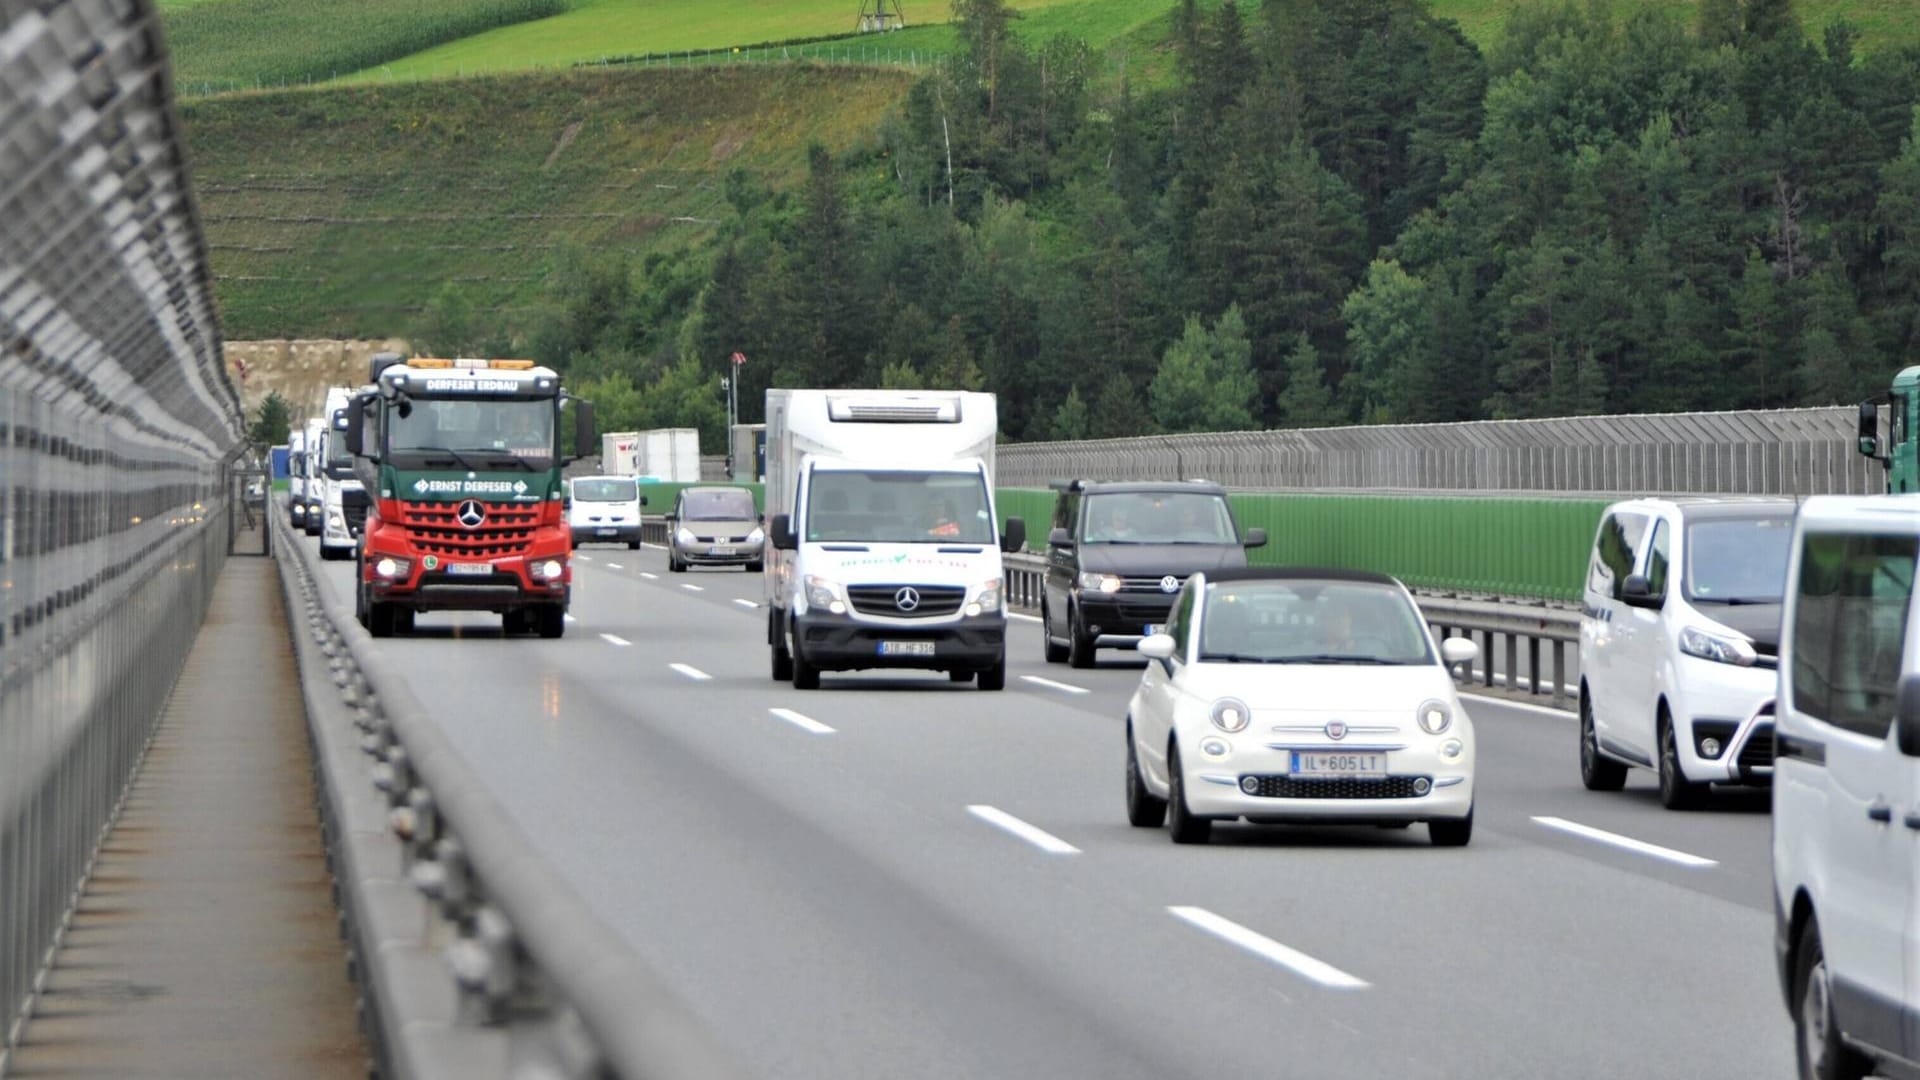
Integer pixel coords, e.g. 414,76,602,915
1481,631,1494,688
1552,641,1567,709
1505,635,1517,695
1528,637,1542,695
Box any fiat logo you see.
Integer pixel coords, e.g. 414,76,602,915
1325,720,1348,740
1160,575,1180,593
894,586,921,612
455,500,487,529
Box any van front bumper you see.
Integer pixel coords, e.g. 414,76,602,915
791,610,1005,671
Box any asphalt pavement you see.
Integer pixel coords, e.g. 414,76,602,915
312,541,1791,1079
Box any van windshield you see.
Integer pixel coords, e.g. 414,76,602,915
807,470,993,544
572,479,637,503
1084,492,1236,544
1686,517,1795,603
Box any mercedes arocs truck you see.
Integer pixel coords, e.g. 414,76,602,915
762,389,1025,690
346,354,595,638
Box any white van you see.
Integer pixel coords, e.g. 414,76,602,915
1773,495,1920,1080
1578,497,1797,808
566,475,645,549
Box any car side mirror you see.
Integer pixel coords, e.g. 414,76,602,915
770,513,798,551
570,399,597,463
1621,574,1663,609
1243,527,1267,549
1000,516,1026,554
1048,527,1073,549
1138,634,1177,661
1440,637,1479,666
563,496,572,510
664,513,677,524
1898,674,1920,757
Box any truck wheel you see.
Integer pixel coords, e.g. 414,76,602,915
502,610,531,636
949,670,975,683
394,609,414,635
535,607,565,639
977,654,1006,691
367,602,395,638
1067,606,1096,670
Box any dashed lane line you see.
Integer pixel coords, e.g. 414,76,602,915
1531,816,1717,868
1168,906,1369,990
966,805,1080,855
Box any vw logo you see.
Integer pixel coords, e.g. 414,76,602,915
1160,575,1180,594
455,500,487,529
894,586,921,612
1325,720,1348,741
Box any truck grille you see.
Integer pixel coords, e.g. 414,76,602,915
1240,775,1432,800
847,584,966,618
400,500,539,557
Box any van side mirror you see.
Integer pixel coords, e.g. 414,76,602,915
1000,517,1026,554
563,496,572,510
571,400,597,463
1621,574,1663,609
639,495,649,507
1048,527,1074,549
1898,674,1920,757
770,513,798,551
1243,527,1267,549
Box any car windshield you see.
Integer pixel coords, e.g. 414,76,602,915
1686,516,1795,603
1198,580,1433,665
1084,492,1236,544
682,488,757,521
572,478,637,503
807,469,993,544
386,397,554,466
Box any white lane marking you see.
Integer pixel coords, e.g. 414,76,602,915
1008,612,1043,623
575,555,592,562
1021,675,1090,695
681,583,704,592
670,662,712,681
564,614,577,623
600,633,632,647
608,562,625,570
966,805,1080,855
1168,906,1369,989
1532,816,1717,868
733,598,759,609
640,572,658,580
770,707,834,734
1465,694,1575,719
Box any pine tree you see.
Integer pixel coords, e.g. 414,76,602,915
1341,259,1429,423
1091,379,1145,438
1275,334,1339,428
1149,306,1259,433
1051,386,1091,440
1697,0,1743,46
249,391,293,448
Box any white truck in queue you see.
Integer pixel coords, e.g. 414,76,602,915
287,427,308,527
301,416,326,536
600,428,700,482
762,389,1026,691
313,386,369,560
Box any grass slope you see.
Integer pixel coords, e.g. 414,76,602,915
182,66,911,338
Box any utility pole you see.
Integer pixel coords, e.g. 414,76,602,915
726,352,745,478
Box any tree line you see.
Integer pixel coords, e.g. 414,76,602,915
418,0,1920,445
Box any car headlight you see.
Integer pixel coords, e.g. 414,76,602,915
1418,699,1453,735
676,527,696,545
976,578,1002,613
373,556,412,580
1077,572,1123,594
1679,626,1757,667
748,526,765,543
1210,697,1251,733
530,558,566,581
805,575,846,615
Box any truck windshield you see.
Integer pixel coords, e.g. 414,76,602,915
1685,516,1795,603
325,420,354,478
1084,492,1236,544
807,470,993,544
682,489,757,521
572,478,637,502
387,398,554,468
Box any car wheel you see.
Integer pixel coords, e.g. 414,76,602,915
791,627,821,691
1795,919,1874,1080
1580,687,1628,792
746,560,764,573
1042,601,1069,664
669,554,686,573
534,607,564,639
1125,724,1167,828
1429,806,1473,847
770,611,794,681
978,654,1006,691
1066,605,1095,670
628,539,641,550
1166,744,1210,844
949,670,975,683
1658,711,1707,810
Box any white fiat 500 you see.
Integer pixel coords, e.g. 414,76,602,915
1125,568,1481,846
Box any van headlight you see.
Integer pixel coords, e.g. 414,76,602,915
1679,627,1757,666
805,575,846,615
1210,697,1250,733
975,578,1002,613
1077,572,1123,594
1417,699,1453,735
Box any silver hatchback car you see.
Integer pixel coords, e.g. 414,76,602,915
667,486,764,572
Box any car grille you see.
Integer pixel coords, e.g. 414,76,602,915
847,584,966,618
400,500,539,557
342,488,370,534
1118,575,1188,595
1740,721,1775,773
693,534,754,544
1240,775,1432,800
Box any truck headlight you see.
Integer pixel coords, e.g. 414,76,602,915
1679,627,1757,667
1210,697,1251,733
1077,572,1123,594
530,558,566,581
374,556,412,580
805,575,846,615
1417,699,1453,735
676,527,696,546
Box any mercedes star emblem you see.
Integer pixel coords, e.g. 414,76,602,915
1160,575,1180,593
894,586,921,612
456,500,487,529
1325,720,1348,740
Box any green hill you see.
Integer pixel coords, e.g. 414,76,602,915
180,66,911,338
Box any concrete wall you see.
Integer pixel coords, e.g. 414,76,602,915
226,339,410,425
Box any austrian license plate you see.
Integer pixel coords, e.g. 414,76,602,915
445,562,493,576
709,545,735,556
877,641,936,657
1291,751,1387,778
596,528,616,537
1144,624,1161,636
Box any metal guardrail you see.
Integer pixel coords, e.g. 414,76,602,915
272,510,748,1080
2,0,245,1067
1000,407,1878,495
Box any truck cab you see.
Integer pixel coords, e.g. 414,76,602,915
762,390,1025,691
301,417,325,536
287,429,307,526
1858,367,1919,493
314,386,369,561
346,355,595,639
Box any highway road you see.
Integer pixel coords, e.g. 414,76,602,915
312,542,1790,1079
